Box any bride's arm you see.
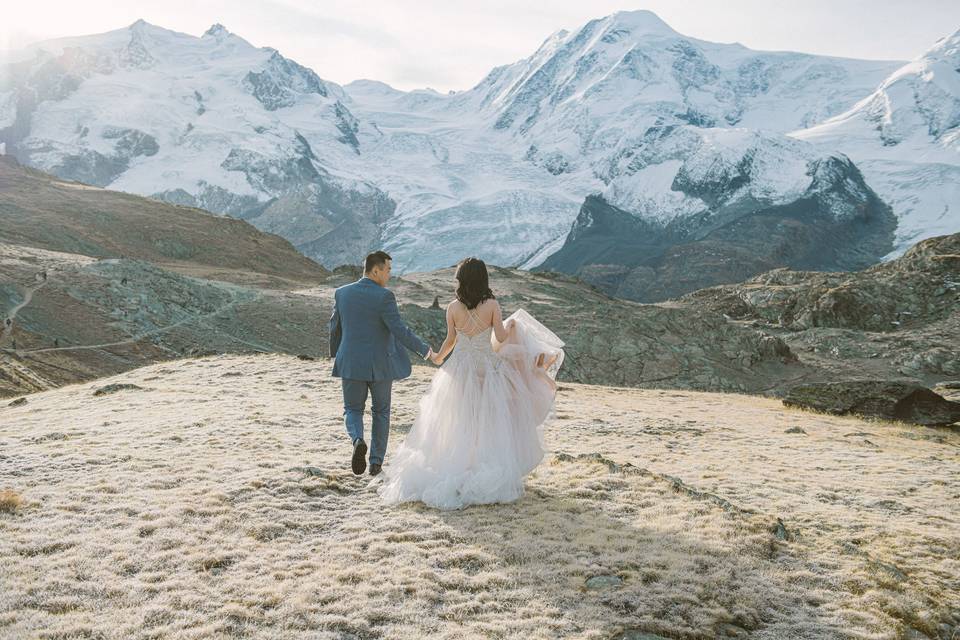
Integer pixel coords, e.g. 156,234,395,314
492,300,512,343
432,303,458,364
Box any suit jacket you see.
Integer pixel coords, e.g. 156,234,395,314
329,277,430,381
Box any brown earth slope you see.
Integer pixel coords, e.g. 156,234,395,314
0,156,328,289
0,158,332,397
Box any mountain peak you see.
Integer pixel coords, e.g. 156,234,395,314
345,79,399,93
605,9,677,36
203,23,231,38
125,19,182,40
925,26,960,59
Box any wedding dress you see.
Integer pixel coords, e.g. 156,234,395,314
377,307,565,510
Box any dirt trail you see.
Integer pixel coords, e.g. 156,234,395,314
1,279,46,343
15,292,266,356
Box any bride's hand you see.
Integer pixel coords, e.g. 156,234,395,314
505,319,516,332
430,352,444,365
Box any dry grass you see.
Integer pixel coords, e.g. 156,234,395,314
1,353,958,639
0,490,22,514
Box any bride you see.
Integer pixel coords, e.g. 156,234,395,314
377,257,565,510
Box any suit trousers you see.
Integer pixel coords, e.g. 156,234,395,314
341,378,393,465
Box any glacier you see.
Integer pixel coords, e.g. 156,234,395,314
792,27,960,258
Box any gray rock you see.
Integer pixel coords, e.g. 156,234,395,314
614,632,670,640
8,397,27,407
540,149,896,303
93,383,144,397
771,518,791,541
585,574,623,590
45,148,130,187
333,101,360,152
784,426,806,434
102,126,159,158
243,50,328,111
685,233,960,333
293,466,326,477
783,380,960,427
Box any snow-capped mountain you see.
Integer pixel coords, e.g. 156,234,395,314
539,124,896,300
0,20,392,267
792,28,960,257
1,11,954,300
342,10,903,276
459,11,899,150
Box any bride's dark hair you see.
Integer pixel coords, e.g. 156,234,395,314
455,257,495,310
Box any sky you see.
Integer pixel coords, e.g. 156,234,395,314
3,0,960,92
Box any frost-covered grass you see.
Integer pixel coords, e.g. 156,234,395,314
1,354,957,639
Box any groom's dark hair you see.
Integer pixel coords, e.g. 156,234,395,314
364,250,392,273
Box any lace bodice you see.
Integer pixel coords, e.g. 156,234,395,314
450,309,498,366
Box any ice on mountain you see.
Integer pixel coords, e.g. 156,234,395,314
1,10,953,276
243,50,329,111
0,92,16,129
792,27,960,256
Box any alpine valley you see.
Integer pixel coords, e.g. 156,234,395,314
1,11,958,300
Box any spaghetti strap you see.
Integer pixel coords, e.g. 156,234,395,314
459,306,487,337
467,308,483,330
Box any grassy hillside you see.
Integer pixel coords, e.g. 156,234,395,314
0,157,328,288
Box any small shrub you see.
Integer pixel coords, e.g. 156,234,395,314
0,490,23,514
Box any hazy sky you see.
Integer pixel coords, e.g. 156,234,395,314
4,0,960,91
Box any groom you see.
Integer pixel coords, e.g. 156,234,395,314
328,250,434,476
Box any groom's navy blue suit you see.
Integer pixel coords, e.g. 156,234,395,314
329,277,430,465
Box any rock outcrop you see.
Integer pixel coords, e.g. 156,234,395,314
681,233,960,389
783,381,960,427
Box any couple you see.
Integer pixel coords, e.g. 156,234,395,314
328,250,564,510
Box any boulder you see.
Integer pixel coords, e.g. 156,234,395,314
783,381,960,427
613,631,670,640
93,383,144,397
584,575,623,590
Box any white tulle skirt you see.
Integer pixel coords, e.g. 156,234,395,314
378,309,565,510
